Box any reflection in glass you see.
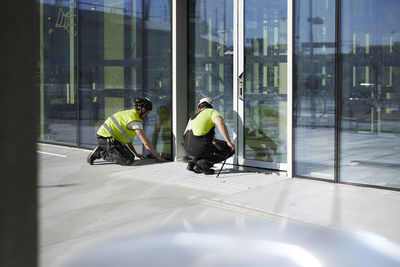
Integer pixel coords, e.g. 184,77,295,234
340,0,400,188
187,0,234,139
39,0,172,159
294,0,335,179
78,0,144,148
144,0,172,159
39,0,77,145
244,0,287,163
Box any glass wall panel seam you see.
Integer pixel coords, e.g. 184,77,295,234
287,0,294,178
142,0,146,153
334,0,341,183
76,1,80,147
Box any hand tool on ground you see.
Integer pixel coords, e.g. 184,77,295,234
216,159,226,178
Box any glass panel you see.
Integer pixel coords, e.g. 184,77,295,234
294,0,335,179
78,0,144,148
37,0,172,158
244,0,287,163
341,0,400,188
145,0,172,159
39,0,77,145
187,0,234,139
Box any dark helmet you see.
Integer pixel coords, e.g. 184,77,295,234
133,97,153,111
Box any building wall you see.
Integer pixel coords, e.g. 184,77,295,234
38,0,400,191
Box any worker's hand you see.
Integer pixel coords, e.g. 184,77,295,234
227,141,235,152
156,156,168,162
135,153,146,160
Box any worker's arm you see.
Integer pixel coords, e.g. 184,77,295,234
212,116,235,152
126,142,145,160
135,129,167,162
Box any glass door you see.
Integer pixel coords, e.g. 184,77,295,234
188,0,235,164
235,0,289,170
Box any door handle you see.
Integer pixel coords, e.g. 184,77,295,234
238,72,244,101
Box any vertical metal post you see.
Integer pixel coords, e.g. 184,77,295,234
334,0,341,183
287,0,294,178
172,0,188,161
141,0,147,154
76,0,81,147
142,0,147,101
40,1,45,140
235,0,245,166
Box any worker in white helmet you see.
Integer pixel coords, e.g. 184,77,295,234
183,97,235,174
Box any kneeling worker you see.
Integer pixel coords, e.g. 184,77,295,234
183,98,235,174
87,97,167,165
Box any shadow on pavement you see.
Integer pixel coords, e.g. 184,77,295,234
92,158,169,166
38,183,81,188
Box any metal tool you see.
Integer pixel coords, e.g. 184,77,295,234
216,159,226,178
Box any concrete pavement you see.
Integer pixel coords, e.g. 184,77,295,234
38,143,400,266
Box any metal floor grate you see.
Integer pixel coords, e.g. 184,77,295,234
109,162,286,195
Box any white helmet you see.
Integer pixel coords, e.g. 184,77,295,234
197,97,213,108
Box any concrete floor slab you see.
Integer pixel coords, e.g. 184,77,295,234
38,144,400,267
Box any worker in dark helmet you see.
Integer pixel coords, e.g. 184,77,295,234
183,97,235,174
87,97,167,165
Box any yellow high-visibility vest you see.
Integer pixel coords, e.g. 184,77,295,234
97,109,142,144
184,108,221,136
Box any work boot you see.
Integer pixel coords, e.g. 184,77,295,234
87,146,102,165
193,165,215,175
186,162,195,172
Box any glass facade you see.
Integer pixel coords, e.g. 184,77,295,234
38,0,400,190
187,0,234,140
39,0,172,158
39,0,78,145
294,0,336,179
340,0,400,188
293,0,400,189
243,0,287,163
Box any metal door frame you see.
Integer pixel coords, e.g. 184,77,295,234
233,0,293,175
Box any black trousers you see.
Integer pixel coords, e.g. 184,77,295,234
187,139,234,170
96,135,135,166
